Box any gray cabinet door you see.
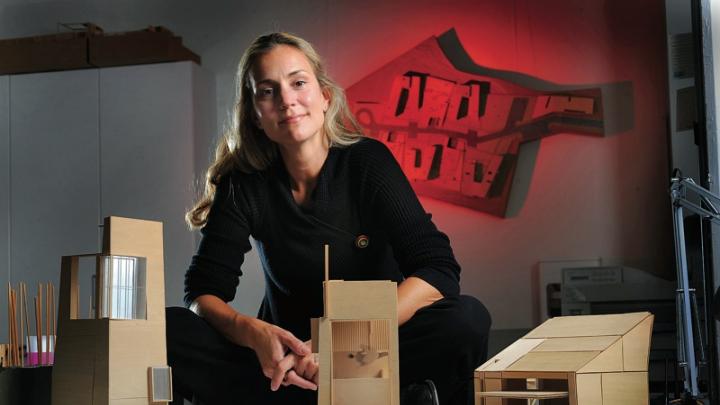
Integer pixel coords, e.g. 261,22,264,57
99,62,196,307
9,69,100,335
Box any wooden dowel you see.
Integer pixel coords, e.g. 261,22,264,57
9,284,16,367
34,296,40,367
37,283,43,365
8,288,14,367
324,244,329,282
22,283,29,353
53,283,56,333
10,289,14,366
9,292,13,367
50,283,55,353
7,283,11,367
11,289,18,367
19,285,24,367
11,289,20,367
45,282,49,361
23,284,27,366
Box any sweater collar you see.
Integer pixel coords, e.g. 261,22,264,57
273,146,339,214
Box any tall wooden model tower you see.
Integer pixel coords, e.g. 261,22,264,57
52,216,172,404
311,245,400,405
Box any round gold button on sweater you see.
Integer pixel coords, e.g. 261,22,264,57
355,235,369,248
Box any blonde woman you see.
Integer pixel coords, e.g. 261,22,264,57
166,32,491,405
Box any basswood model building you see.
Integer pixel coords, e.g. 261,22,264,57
311,245,400,405
52,216,172,405
474,311,654,405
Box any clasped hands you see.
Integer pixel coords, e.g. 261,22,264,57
250,321,319,392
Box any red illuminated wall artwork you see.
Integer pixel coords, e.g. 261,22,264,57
346,29,628,217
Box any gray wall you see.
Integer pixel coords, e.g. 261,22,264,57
98,62,199,308
0,61,213,340
9,68,99,316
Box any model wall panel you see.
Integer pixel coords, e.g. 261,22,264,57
9,69,99,332
99,61,196,307
108,325,166,400
51,333,97,405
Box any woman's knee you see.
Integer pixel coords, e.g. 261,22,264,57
438,296,491,337
165,306,222,353
413,295,491,356
424,295,492,370
166,306,198,334
458,295,491,338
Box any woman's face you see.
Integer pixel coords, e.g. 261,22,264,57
250,45,329,150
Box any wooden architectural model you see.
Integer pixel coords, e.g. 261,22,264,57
52,216,172,404
311,246,400,405
475,312,654,405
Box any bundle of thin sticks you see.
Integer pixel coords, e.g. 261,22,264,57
4,282,56,368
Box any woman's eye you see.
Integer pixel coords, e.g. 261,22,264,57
294,80,307,87
258,87,273,97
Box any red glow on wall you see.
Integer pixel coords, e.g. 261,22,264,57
346,29,624,217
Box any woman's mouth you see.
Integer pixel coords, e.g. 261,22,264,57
280,114,307,125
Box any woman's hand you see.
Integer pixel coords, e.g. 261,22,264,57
281,341,318,386
247,319,317,391
191,295,317,391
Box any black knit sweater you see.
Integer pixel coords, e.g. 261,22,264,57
184,137,461,340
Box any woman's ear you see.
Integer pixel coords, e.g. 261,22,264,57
250,103,262,128
322,88,331,113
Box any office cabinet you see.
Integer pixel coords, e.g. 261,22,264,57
0,61,213,339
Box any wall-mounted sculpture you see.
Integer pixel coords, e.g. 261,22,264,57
346,29,625,217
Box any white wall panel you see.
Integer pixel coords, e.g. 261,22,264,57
0,75,9,340
100,61,196,307
10,69,100,326
190,63,264,316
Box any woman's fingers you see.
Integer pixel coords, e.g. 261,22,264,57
279,330,309,356
307,355,319,384
284,369,317,391
270,354,296,391
272,353,319,391
258,326,317,391
294,354,308,377
296,353,319,383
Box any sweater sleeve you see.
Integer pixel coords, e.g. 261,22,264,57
356,138,461,297
184,175,254,306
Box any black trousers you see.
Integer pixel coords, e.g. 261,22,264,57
166,295,491,405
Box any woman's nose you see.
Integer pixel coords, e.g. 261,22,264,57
278,85,296,109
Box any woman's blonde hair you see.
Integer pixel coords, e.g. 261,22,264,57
186,32,363,228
